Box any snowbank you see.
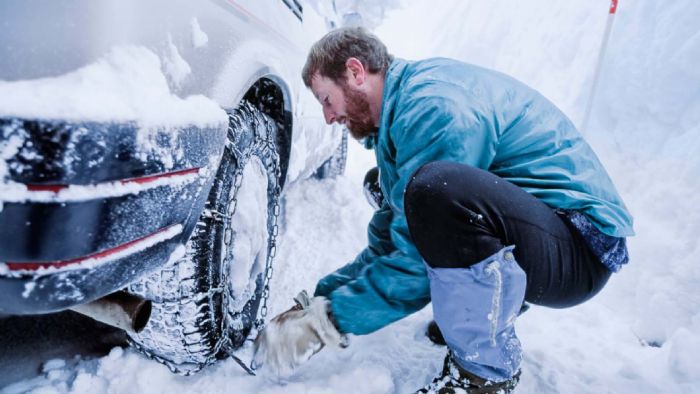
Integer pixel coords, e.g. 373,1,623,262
378,0,700,391
586,1,700,351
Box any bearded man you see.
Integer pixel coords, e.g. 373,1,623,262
253,27,633,394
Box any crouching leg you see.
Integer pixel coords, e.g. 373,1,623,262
418,247,526,393
404,161,530,392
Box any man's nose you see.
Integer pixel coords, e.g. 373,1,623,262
323,108,335,125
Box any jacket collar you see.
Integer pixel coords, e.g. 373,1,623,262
360,58,410,149
378,58,410,138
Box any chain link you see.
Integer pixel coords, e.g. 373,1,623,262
254,111,282,330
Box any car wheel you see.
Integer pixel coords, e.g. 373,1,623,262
127,101,281,375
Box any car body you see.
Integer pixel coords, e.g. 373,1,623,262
0,0,342,316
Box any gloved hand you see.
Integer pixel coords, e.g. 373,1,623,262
252,291,348,377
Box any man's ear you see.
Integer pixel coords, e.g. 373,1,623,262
345,57,365,86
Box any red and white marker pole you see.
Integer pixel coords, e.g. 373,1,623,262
581,0,618,133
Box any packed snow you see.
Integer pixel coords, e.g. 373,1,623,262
2,0,700,393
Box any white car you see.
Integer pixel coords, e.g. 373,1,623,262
0,0,345,374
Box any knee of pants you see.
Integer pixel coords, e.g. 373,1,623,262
404,161,454,227
405,161,501,268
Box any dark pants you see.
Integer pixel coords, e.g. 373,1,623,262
404,161,611,308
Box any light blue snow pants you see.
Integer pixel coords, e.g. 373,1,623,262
425,246,527,382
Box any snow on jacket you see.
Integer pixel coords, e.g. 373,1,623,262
314,57,634,335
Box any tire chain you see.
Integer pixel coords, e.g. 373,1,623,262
130,102,281,376
220,101,281,346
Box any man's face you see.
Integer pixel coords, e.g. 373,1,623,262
310,73,375,140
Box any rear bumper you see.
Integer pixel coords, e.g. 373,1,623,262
0,117,227,314
0,234,182,314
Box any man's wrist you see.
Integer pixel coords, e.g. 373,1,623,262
326,300,341,331
324,299,350,348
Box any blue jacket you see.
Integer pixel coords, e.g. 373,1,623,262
315,58,634,335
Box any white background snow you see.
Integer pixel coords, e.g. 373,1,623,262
3,0,700,393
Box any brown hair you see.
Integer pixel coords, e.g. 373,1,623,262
302,27,393,87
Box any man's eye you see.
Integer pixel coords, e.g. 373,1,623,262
324,97,330,105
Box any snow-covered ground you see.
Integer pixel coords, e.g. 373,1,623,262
3,0,700,393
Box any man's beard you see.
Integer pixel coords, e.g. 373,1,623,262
341,83,376,140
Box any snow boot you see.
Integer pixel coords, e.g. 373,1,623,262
425,302,530,346
426,320,447,346
416,352,521,394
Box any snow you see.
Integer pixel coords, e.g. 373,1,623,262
166,245,187,267
41,360,66,373
163,35,192,89
0,46,227,128
0,124,25,210
331,0,402,29
3,0,700,393
190,18,209,49
21,282,36,299
0,169,202,204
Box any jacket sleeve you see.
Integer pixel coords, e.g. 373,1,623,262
324,83,500,335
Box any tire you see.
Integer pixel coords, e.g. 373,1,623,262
314,128,348,179
127,101,281,375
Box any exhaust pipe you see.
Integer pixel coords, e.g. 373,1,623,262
70,291,151,334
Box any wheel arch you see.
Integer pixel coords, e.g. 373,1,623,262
241,74,293,191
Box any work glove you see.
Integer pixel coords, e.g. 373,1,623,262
252,290,348,377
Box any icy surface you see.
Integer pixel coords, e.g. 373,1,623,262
3,0,700,393
0,46,227,127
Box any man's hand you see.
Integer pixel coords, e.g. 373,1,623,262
252,291,347,377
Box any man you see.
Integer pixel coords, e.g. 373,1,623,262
253,27,633,393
